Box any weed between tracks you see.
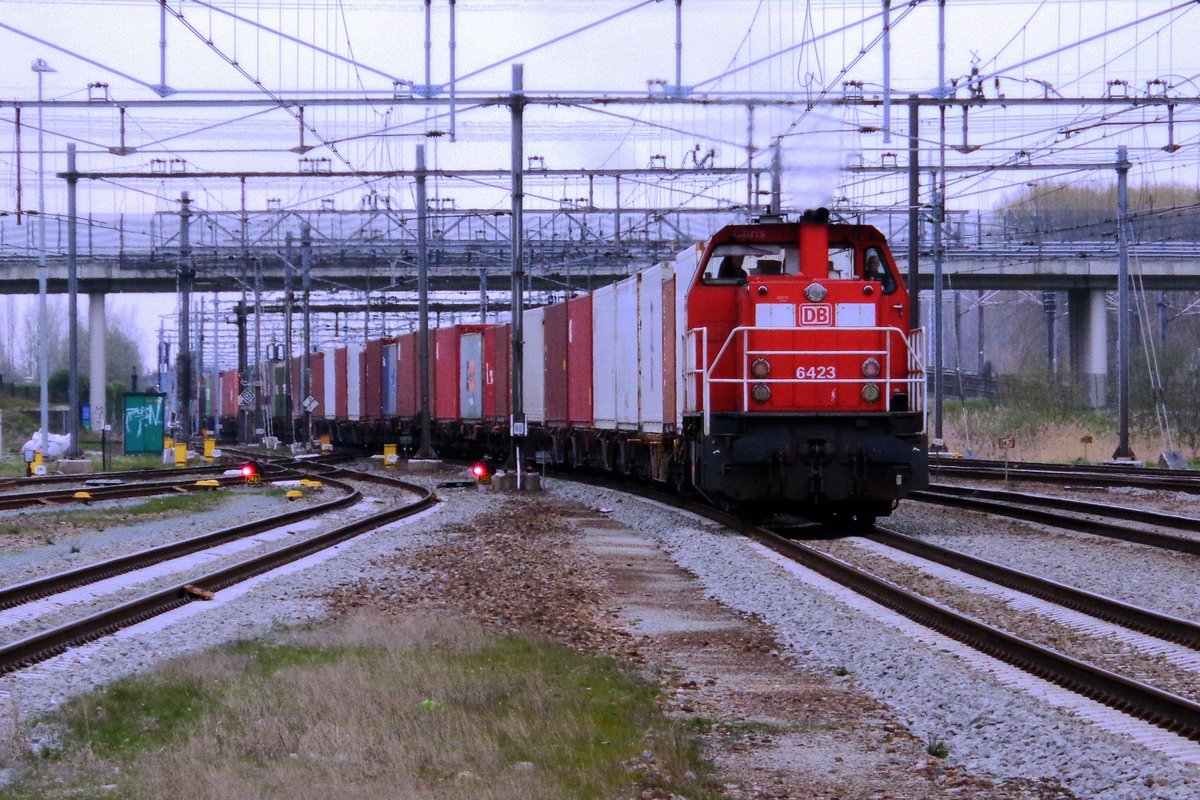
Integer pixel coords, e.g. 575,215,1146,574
0,491,261,549
0,612,718,799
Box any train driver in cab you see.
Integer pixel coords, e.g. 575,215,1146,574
716,254,747,281
863,248,897,294
863,253,883,281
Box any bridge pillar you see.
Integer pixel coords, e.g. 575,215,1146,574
88,293,107,428
1068,289,1108,407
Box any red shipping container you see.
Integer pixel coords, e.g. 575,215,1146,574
434,325,490,421
482,327,498,419
566,295,593,426
396,332,418,418
310,352,325,418
364,339,383,419
483,325,511,421
220,369,238,418
544,303,569,426
496,324,512,421
434,327,458,421
291,355,302,416
358,348,368,420
334,347,349,420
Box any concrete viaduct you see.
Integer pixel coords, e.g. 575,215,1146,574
1,240,1196,424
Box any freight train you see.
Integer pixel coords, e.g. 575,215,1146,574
218,209,929,526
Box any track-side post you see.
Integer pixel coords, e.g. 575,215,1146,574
301,222,313,449
283,232,295,445
177,191,193,444
769,138,782,215
66,143,80,457
415,144,436,460
1113,146,1135,461
906,97,920,332
509,64,527,487
235,300,249,444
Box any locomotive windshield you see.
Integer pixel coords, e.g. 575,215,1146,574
702,243,797,284
827,246,854,279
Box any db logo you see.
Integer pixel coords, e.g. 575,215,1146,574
799,304,832,326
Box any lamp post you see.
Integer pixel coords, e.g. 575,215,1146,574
32,58,54,458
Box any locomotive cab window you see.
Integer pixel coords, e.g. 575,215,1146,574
862,246,898,295
827,246,854,279
702,244,797,284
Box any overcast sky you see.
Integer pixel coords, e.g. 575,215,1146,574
2,0,1198,368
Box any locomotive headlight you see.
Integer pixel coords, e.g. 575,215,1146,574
804,283,828,302
861,357,881,378
861,383,881,403
752,384,772,404
750,358,771,378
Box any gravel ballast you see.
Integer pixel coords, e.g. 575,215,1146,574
887,502,1200,622
1,470,1198,797
0,470,472,731
550,481,1200,800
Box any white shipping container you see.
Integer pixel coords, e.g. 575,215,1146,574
591,284,617,429
522,306,546,425
346,343,363,421
322,347,338,419
615,274,641,430
638,264,666,433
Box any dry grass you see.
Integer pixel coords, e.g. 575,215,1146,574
941,401,1171,464
0,612,718,800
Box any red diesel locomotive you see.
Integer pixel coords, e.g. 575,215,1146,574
682,209,927,524
219,209,928,525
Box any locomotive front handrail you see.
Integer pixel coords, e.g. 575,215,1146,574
687,325,928,436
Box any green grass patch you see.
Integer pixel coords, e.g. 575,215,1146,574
104,454,174,471
0,453,172,477
59,490,228,523
0,461,30,478
0,614,723,800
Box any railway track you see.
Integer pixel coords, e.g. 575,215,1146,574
914,484,1200,555
0,460,437,675
0,463,230,491
929,458,1200,493
570,474,1200,744
0,470,303,511
0,474,360,610
865,528,1200,650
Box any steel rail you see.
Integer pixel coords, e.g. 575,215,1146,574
748,525,1200,742
0,470,301,511
0,479,436,675
931,455,1193,477
559,472,1200,741
0,474,360,610
912,488,1200,556
868,528,1200,650
0,463,230,490
927,483,1200,533
928,463,1200,494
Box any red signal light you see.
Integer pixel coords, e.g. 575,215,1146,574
471,459,495,483
241,463,261,484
